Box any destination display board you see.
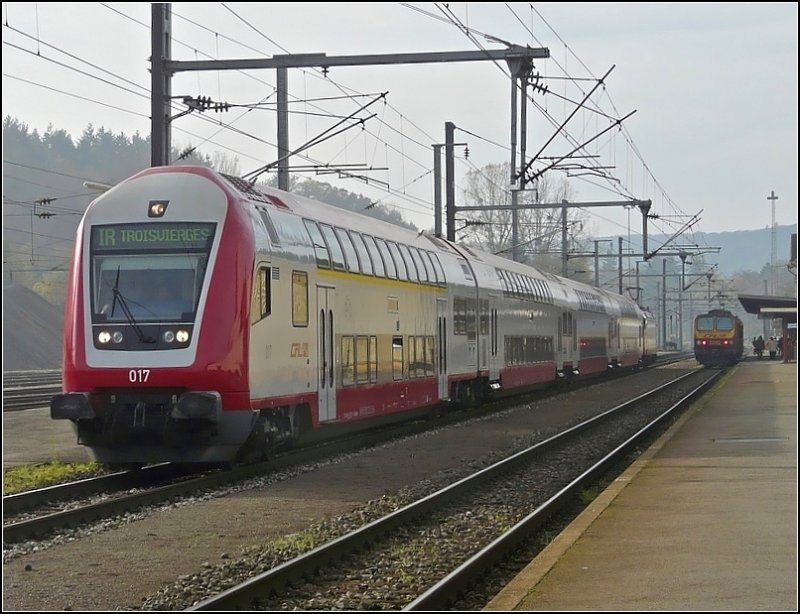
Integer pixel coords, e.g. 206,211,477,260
91,222,216,251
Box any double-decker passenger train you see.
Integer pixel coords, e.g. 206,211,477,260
51,165,658,464
693,308,744,367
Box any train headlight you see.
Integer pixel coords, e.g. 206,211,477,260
148,200,169,217
112,331,124,344
98,331,111,344
176,329,190,343
163,330,176,343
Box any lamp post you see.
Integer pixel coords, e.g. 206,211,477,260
768,190,778,295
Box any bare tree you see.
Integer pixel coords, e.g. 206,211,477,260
458,162,584,274
211,151,241,176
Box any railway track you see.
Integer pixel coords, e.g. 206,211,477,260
2,369,62,411
156,366,718,610
3,419,431,545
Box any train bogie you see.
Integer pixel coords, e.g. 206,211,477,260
52,165,658,465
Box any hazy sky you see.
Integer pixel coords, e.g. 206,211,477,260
2,2,798,245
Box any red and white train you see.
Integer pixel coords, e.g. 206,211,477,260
52,165,657,464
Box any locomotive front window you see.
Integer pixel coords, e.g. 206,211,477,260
696,316,714,331
90,222,215,323
715,316,734,330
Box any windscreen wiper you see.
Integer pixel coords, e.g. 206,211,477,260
112,266,155,344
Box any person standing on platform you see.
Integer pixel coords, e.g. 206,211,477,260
783,335,795,363
766,336,778,360
754,335,765,358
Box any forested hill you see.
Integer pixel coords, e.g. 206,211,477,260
615,224,797,277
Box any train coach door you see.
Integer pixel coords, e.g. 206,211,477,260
316,285,336,422
436,298,449,400
488,295,500,382
560,311,575,369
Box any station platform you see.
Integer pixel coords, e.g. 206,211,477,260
485,357,798,611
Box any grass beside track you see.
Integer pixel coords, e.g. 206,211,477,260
3,461,106,495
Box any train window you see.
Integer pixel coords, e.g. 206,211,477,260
303,220,331,269
503,272,514,297
453,297,467,335
258,209,281,246
341,336,355,386
430,252,447,285
520,276,528,299
505,337,520,366
519,275,531,300
539,280,549,303
517,274,528,299
398,244,418,282
479,299,489,335
392,336,404,380
497,270,509,295
334,227,361,274
466,298,477,341
411,247,431,283
349,231,373,275
291,271,309,327
369,336,378,383
715,316,734,330
415,336,425,377
356,336,370,384
696,316,714,331
319,224,346,271
520,275,534,301
422,251,439,284
375,238,397,278
459,260,473,282
387,242,408,281
508,273,520,298
425,336,435,376
528,278,537,302
251,266,271,324
362,234,386,277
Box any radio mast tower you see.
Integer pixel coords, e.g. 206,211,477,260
768,190,778,295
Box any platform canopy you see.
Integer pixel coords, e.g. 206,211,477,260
738,294,797,326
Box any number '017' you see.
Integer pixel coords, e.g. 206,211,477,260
129,369,150,383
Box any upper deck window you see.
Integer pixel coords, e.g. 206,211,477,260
303,219,330,269
319,224,346,271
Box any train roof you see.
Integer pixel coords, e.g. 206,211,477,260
141,166,646,317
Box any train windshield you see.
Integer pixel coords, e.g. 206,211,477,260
696,316,714,331
715,316,734,330
697,315,734,331
89,222,215,322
